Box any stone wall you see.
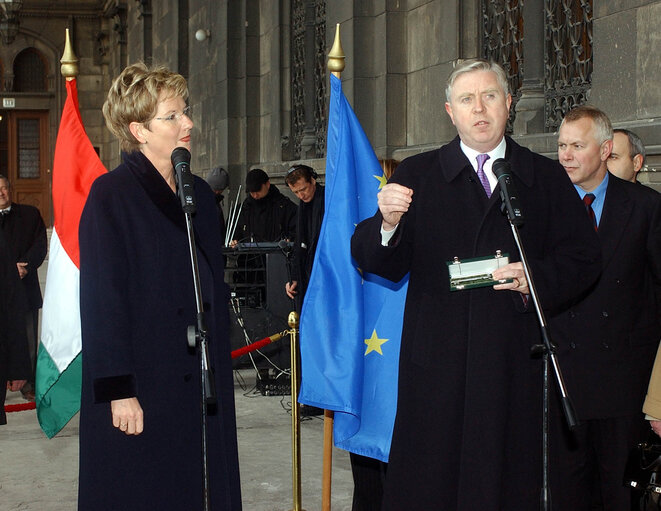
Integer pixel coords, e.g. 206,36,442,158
0,4,108,172
5,0,661,194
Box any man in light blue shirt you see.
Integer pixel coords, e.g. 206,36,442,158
553,105,661,511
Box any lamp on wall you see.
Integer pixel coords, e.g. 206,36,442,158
0,0,23,45
195,29,210,42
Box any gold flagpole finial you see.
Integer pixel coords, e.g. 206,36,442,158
60,28,79,81
327,23,345,77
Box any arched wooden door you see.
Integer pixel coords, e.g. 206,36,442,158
0,109,50,225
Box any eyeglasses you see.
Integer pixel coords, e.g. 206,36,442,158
154,105,192,123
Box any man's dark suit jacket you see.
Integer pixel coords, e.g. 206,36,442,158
552,173,661,420
0,202,47,310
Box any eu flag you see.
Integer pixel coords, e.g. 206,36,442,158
298,74,408,462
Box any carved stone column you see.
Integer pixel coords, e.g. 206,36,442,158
135,0,152,65
4,72,13,92
103,0,128,69
287,0,326,161
514,0,545,135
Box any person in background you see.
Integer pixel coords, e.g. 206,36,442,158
551,105,661,511
206,166,230,243
78,62,241,510
607,128,646,183
379,158,400,181
0,174,47,402
284,164,324,309
645,348,661,437
345,159,399,511
283,164,325,417
230,168,297,246
351,59,601,510
0,228,31,425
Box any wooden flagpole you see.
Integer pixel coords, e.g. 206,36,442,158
321,23,345,511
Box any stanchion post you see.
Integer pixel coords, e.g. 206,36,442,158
288,311,305,511
321,409,334,511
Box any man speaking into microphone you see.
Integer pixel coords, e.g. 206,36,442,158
351,59,601,510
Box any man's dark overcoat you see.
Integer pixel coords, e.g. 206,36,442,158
0,202,47,310
0,229,30,425
78,151,241,510
351,136,602,510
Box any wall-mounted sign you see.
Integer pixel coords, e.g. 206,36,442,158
3,98,15,108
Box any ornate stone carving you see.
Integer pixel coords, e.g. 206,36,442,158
314,0,326,158
4,72,13,92
482,0,524,133
108,4,128,45
544,0,593,130
135,0,150,20
289,0,326,160
291,0,306,160
95,31,109,60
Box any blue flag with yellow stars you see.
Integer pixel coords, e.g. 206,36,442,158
298,74,409,462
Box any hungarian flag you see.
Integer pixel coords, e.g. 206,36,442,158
35,78,107,438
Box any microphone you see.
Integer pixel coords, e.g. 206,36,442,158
278,239,294,253
171,147,196,214
492,158,524,226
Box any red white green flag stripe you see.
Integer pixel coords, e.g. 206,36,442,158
35,78,107,438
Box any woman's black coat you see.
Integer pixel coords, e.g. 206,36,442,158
78,151,241,510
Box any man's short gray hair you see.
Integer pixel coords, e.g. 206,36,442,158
560,105,613,145
446,59,510,103
614,128,646,165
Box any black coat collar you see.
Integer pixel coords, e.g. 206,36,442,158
122,151,186,231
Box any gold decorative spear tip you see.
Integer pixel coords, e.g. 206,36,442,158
60,28,79,80
327,23,345,75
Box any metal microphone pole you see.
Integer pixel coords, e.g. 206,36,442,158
494,161,578,511
172,147,216,511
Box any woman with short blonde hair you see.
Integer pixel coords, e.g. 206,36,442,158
78,62,241,510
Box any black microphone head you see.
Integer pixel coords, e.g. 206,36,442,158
171,147,195,213
492,158,511,179
171,147,191,168
277,239,293,252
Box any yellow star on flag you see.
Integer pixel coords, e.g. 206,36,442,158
364,329,389,356
374,173,387,190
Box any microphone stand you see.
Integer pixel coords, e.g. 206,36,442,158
495,171,578,511
173,148,217,511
